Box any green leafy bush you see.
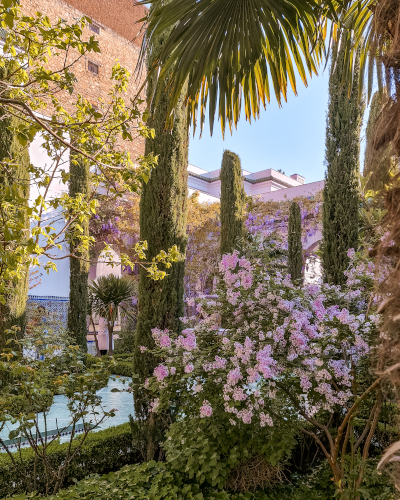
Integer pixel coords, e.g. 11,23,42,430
163,415,296,490
112,361,133,377
8,458,395,500
85,354,132,377
113,331,136,355
0,423,139,498
113,353,134,360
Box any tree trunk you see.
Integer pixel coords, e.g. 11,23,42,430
90,314,101,357
107,320,114,356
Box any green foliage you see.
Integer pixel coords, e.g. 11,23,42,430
288,202,303,284
85,354,131,377
220,150,245,256
68,155,90,351
262,459,395,500
0,1,180,315
163,415,296,490
0,327,118,496
0,67,30,350
9,457,395,500
133,4,189,421
142,0,332,136
16,462,205,500
89,276,137,319
113,330,136,355
0,423,139,498
321,42,364,285
111,362,133,377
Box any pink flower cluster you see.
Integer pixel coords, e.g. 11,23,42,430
153,364,169,382
146,247,377,428
200,400,213,418
152,328,172,348
149,398,160,413
176,329,197,351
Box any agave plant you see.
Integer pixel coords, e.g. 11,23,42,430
88,275,137,356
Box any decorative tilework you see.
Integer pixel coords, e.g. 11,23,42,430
27,295,69,328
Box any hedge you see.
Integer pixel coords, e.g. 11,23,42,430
85,355,132,377
112,353,133,360
0,422,139,498
9,460,394,500
111,361,133,377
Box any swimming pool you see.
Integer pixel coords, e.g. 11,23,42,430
0,376,134,450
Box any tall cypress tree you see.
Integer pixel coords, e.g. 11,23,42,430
288,202,303,284
67,154,90,351
133,15,189,429
0,69,30,350
321,43,364,285
220,150,245,255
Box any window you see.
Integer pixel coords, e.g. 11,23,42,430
88,61,99,75
89,23,100,34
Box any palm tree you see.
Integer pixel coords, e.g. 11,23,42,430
141,0,399,141
88,275,137,356
140,0,339,136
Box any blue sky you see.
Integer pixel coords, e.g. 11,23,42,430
189,69,369,184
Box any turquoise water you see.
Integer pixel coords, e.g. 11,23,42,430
0,377,134,450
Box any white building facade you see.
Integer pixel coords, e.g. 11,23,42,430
188,164,324,203
31,161,324,304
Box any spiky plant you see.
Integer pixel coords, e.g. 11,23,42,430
88,275,137,356
363,91,399,192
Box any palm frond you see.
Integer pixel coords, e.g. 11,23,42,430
140,0,337,136
331,0,397,104
88,275,137,323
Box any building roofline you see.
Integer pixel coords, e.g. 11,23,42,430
188,170,296,189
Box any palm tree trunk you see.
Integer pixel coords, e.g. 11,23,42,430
107,320,113,356
90,314,100,357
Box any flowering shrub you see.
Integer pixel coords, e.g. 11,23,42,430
149,249,376,423
185,192,221,298
143,238,386,497
246,193,322,248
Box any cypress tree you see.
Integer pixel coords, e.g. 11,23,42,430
220,150,245,255
321,43,364,285
288,202,303,284
67,155,90,351
363,91,398,192
0,79,30,350
133,13,189,431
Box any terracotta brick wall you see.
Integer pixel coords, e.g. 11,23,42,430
21,0,146,159
63,0,146,47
